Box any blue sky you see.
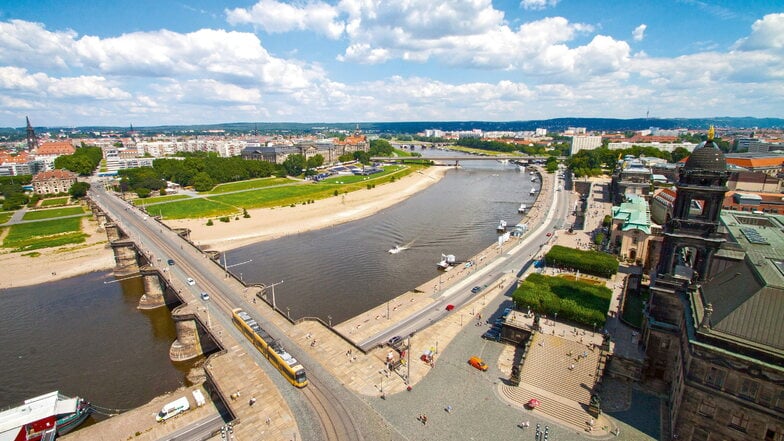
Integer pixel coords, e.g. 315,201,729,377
0,0,781,127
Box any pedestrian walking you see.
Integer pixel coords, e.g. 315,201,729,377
249,397,256,406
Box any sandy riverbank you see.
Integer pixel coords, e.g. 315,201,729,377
166,166,449,251
0,166,449,288
0,217,116,289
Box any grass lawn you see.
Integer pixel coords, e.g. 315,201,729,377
153,198,237,219
210,183,341,209
2,217,86,251
40,197,71,207
148,164,423,218
0,212,13,224
207,177,292,194
22,206,85,221
320,165,407,184
133,194,190,206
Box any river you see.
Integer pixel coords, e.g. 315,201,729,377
0,150,537,413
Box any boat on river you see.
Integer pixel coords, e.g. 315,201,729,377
0,391,92,441
530,188,537,196
388,245,403,254
497,220,507,232
518,204,527,213
437,254,456,270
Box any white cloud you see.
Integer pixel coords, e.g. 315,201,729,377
520,0,560,10
632,24,647,42
226,0,344,39
733,13,784,51
0,66,130,100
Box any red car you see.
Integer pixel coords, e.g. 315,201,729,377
546,233,552,237
445,304,455,311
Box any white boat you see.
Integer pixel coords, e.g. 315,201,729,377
156,397,190,422
0,391,92,441
531,176,537,182
388,245,403,254
437,254,456,270
497,220,507,232
518,204,527,213
516,165,525,172
530,188,537,195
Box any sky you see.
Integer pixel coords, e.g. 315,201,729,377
0,0,782,127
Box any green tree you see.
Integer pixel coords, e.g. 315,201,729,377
69,181,90,198
671,147,690,163
306,154,324,170
545,156,558,173
192,172,215,192
282,154,306,176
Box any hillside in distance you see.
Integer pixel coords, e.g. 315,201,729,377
3,117,783,137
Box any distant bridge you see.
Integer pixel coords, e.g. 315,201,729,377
371,155,565,165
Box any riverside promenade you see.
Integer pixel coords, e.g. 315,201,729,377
276,166,558,398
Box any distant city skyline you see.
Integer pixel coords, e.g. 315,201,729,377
0,0,782,127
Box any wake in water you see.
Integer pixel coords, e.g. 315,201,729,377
388,239,416,254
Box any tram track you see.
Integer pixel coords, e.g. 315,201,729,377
91,186,364,441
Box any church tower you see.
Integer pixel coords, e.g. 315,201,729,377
25,116,38,150
656,126,729,282
641,127,729,383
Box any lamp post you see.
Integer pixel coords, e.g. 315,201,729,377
327,315,332,327
286,307,290,320
593,322,596,336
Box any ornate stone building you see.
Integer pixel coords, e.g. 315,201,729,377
641,129,784,440
32,169,78,195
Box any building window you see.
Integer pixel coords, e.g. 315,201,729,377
697,400,715,418
739,378,759,401
776,389,784,411
729,412,749,432
705,367,726,389
765,428,784,441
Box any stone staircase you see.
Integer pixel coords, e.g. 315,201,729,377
499,382,589,430
499,332,603,431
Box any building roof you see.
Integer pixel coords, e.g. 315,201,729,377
611,194,652,234
684,139,726,171
32,169,77,182
724,154,784,169
35,141,75,156
698,210,784,353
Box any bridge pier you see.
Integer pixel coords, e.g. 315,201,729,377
104,222,123,242
111,241,141,276
169,307,204,362
138,270,166,309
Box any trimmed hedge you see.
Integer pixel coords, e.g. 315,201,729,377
545,245,618,278
512,273,611,327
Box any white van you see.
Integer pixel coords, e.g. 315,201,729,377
156,397,190,422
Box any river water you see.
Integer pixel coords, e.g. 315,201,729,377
231,151,539,323
0,150,537,413
0,272,193,412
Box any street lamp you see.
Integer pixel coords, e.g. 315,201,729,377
593,322,596,336
286,307,290,319
327,315,332,327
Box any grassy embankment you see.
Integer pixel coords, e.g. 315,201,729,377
1,217,87,252
22,206,85,221
151,164,420,220
40,197,71,207
132,194,190,206
0,212,13,224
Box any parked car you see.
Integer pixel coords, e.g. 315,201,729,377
482,330,501,341
387,336,402,346
468,356,488,371
186,277,195,286
471,286,483,294
167,259,175,265
200,292,210,301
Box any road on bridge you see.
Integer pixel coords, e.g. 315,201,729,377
88,181,388,441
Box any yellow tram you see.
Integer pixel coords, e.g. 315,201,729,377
232,308,308,388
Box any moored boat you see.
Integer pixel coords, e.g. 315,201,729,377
437,254,456,270
497,220,507,232
518,204,527,213
0,391,92,441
